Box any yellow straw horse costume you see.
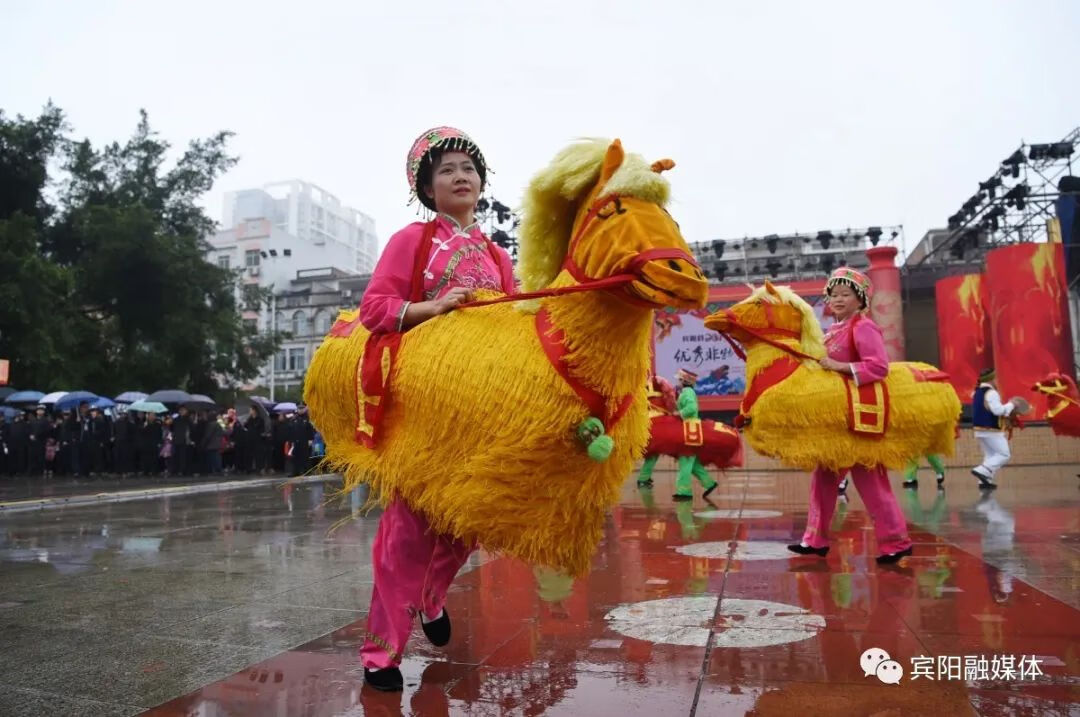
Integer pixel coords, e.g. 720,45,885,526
305,139,707,576
704,282,961,472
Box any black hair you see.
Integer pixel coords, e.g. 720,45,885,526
417,146,486,211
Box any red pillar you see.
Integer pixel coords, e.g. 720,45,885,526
935,274,992,404
865,246,905,360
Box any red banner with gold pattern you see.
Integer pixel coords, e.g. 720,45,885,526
935,274,992,404
986,243,1074,419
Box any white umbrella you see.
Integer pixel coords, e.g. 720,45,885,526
40,391,69,405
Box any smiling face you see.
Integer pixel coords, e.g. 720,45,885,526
422,150,483,218
827,282,864,321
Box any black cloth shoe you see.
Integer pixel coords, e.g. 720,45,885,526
702,483,718,499
876,546,913,565
637,479,654,488
421,608,451,647
672,493,693,502
936,474,945,490
902,479,918,489
971,469,997,490
787,543,828,557
364,667,403,692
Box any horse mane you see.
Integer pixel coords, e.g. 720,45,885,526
745,283,827,359
517,138,672,292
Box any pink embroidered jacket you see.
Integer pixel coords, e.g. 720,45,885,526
823,314,890,386
359,215,517,334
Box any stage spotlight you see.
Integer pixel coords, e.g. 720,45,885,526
1002,149,1026,178
765,234,779,254
1029,142,1075,161
766,260,782,278
980,175,1003,199
817,231,834,250
1005,183,1030,210
714,262,727,282
712,240,725,258
867,227,883,246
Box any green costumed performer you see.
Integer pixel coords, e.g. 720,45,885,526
672,369,718,501
901,454,946,490
637,374,677,488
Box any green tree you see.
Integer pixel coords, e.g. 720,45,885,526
0,105,281,396
0,104,81,386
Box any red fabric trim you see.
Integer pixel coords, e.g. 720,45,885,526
350,222,436,447
355,333,402,447
409,221,438,304
909,367,950,383
535,307,632,430
329,314,363,338
735,357,800,427
844,376,889,438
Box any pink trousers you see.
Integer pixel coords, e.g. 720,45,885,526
801,464,912,555
360,499,474,669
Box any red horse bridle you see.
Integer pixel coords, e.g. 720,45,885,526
458,194,699,310
712,307,818,362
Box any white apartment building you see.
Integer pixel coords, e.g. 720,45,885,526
223,180,378,275
206,227,370,397
266,269,373,397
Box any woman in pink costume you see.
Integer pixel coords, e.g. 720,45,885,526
357,127,516,691
787,267,913,564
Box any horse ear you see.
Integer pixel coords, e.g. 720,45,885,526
651,159,675,173
764,280,779,296
600,139,625,184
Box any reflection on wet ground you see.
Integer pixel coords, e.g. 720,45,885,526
0,475,284,503
0,465,1077,716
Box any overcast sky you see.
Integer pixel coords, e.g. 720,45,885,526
4,0,1079,255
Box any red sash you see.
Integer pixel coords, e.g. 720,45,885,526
352,222,511,447
535,308,633,431
735,357,800,428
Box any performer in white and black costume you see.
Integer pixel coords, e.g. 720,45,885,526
971,368,1017,490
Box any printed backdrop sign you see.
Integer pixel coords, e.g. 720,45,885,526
653,294,832,400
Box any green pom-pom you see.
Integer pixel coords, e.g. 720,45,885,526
587,434,614,462
577,417,605,444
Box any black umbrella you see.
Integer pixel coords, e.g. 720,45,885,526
146,389,193,407
0,388,17,401
237,397,272,434
184,394,219,411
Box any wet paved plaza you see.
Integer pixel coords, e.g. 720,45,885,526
0,464,1077,716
